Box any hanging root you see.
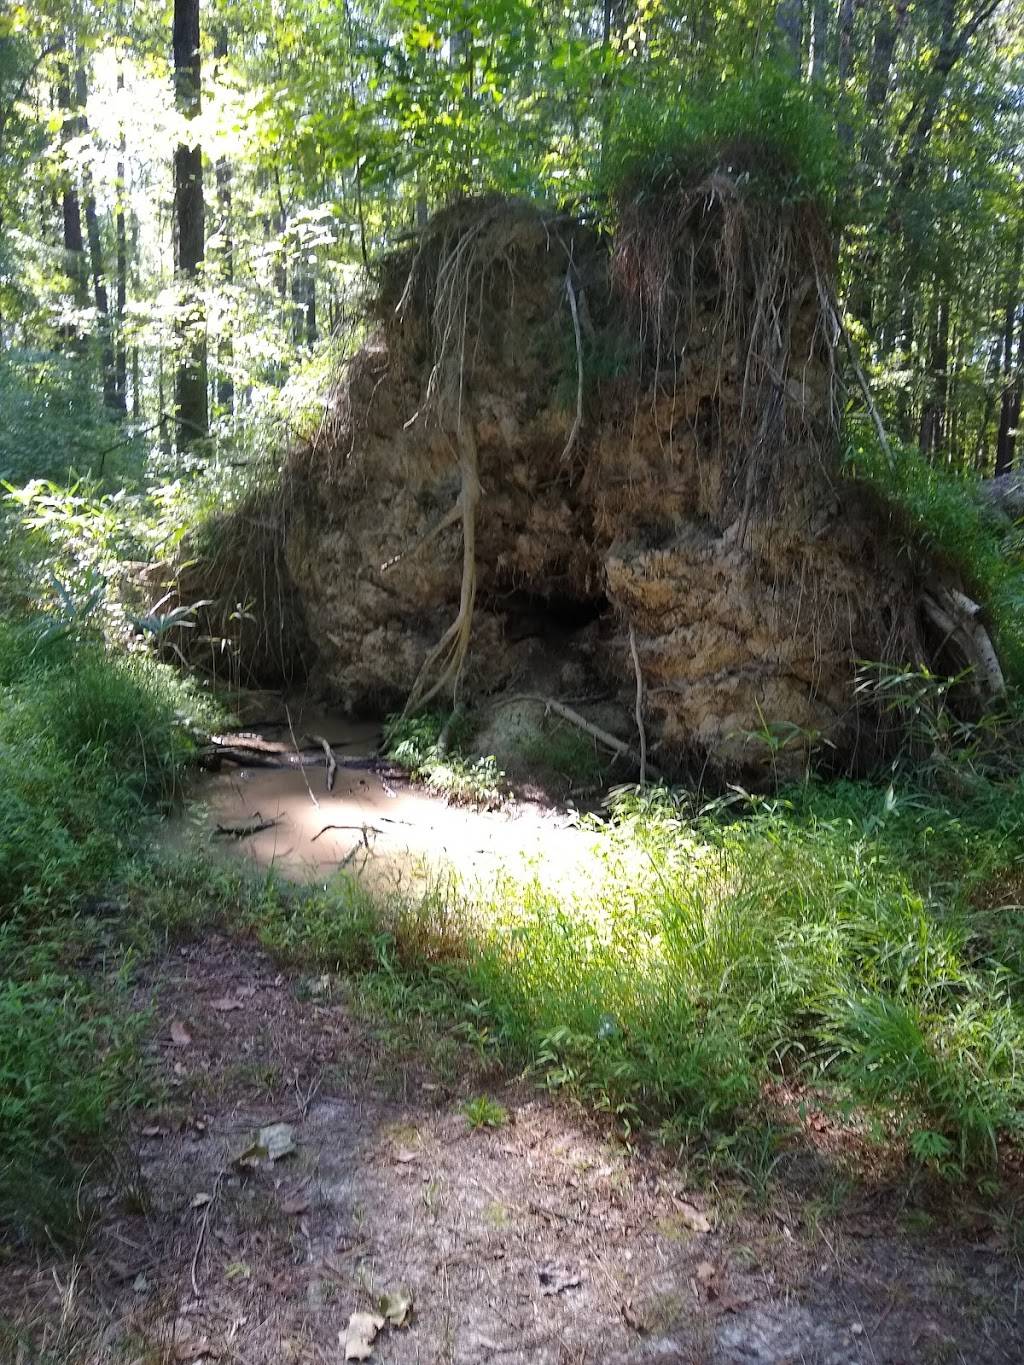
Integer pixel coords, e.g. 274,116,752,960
403,424,480,714
396,200,574,714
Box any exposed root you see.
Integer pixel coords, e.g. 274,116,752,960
404,424,480,713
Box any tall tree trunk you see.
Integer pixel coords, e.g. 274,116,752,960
920,289,949,459
114,63,128,411
995,224,1024,474
837,0,857,148
214,27,234,414
809,0,829,81
56,54,88,323
173,0,208,451
75,66,119,410
775,0,803,76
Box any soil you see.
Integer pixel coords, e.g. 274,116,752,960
179,193,967,781
5,935,1024,1362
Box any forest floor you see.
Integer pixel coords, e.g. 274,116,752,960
5,767,1024,1365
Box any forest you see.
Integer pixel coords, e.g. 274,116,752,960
4,0,1024,1360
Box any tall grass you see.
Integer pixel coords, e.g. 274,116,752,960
0,616,218,1242
306,780,1024,1176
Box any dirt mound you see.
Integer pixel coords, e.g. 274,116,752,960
187,189,999,776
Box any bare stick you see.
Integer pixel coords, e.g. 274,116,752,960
311,823,380,845
559,271,584,464
215,815,279,839
628,623,648,788
497,694,662,779
311,734,338,792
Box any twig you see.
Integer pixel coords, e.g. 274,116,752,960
310,823,380,845
190,1168,226,1298
310,734,338,792
214,815,279,839
627,623,647,788
496,694,662,779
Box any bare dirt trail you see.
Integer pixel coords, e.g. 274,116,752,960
7,936,1023,1365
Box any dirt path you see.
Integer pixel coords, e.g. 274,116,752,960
6,937,1023,1364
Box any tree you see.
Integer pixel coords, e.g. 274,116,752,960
172,0,207,451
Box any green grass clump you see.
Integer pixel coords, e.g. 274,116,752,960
602,71,841,210
383,708,505,805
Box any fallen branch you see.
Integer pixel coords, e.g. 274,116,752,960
215,815,279,839
310,823,380,845
922,590,1005,699
497,694,662,780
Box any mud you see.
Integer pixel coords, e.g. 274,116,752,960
187,711,604,891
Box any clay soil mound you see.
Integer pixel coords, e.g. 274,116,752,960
186,186,995,777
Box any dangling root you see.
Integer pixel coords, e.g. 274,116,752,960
403,424,480,714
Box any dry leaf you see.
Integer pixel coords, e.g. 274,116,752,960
170,1019,193,1047
676,1200,712,1233
695,1260,716,1284
191,1192,213,1209
141,1125,163,1138
379,1290,413,1327
233,1122,295,1169
342,1311,384,1361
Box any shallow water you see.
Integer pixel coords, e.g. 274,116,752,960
186,707,602,892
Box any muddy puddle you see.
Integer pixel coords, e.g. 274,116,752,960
183,704,605,892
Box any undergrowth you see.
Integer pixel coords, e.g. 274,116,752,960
846,431,1024,686
226,766,1024,1182
383,709,506,806
0,607,218,1244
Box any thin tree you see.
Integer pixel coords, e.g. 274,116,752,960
173,0,208,450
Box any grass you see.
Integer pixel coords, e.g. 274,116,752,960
0,610,220,1245
845,433,1024,687
232,770,1024,1180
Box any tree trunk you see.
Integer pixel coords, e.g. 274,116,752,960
56,54,88,322
75,67,119,410
775,0,803,76
214,27,234,414
114,63,128,412
173,0,208,451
